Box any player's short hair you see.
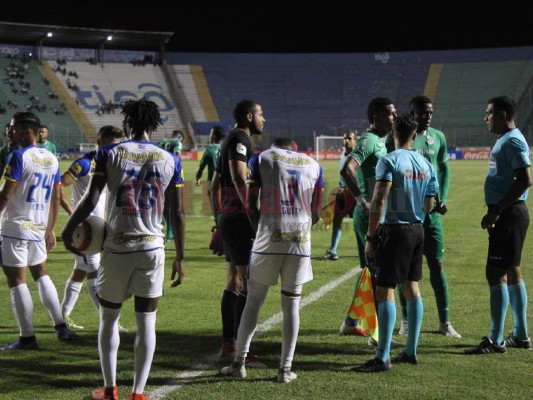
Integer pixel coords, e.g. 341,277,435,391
271,137,293,150
121,98,162,134
367,97,394,124
488,95,516,119
211,125,226,142
409,95,432,110
98,125,124,140
172,129,184,139
394,113,418,143
12,111,41,133
233,99,258,124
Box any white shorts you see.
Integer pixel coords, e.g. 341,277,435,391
248,253,313,289
73,252,100,274
1,237,47,267
97,248,165,304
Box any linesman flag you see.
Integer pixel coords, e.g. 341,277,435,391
320,199,335,229
347,266,378,340
320,188,338,229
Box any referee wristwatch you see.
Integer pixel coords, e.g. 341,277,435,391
365,233,377,243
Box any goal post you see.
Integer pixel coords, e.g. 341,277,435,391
315,135,344,160
78,143,97,152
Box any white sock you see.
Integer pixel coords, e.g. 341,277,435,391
132,311,157,395
10,284,35,337
99,306,121,388
86,278,100,311
280,293,301,370
235,279,269,357
36,275,64,326
61,279,83,316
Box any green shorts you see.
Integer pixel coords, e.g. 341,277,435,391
423,212,444,261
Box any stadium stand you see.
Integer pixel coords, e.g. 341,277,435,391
1,34,533,152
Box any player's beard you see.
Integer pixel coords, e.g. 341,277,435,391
250,117,263,136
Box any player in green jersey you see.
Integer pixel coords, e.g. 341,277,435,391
392,96,461,338
38,125,57,156
338,97,401,349
195,125,225,212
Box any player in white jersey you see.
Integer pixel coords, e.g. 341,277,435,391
62,99,185,400
0,111,77,351
220,137,324,383
59,125,125,332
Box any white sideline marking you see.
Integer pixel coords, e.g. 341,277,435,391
149,267,360,400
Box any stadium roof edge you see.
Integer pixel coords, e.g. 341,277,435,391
0,21,174,51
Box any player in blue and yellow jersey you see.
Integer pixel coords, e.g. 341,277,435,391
220,137,324,383
0,111,77,351
62,98,185,400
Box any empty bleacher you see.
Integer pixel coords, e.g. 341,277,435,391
47,60,188,143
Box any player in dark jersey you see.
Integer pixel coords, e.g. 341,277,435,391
211,99,266,367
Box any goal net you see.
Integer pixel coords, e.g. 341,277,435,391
315,135,344,160
78,143,97,152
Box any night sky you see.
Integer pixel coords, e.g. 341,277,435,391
3,1,533,53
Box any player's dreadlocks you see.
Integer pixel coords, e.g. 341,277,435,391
121,98,162,134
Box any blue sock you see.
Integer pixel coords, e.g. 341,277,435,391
489,284,509,345
508,281,528,339
376,300,396,363
329,226,342,254
406,297,423,355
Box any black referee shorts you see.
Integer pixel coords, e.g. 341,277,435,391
487,202,529,268
375,222,424,288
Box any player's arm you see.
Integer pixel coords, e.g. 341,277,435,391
45,182,61,251
61,174,106,256
168,184,185,287
340,156,369,210
195,153,207,186
246,181,260,232
229,159,248,209
423,194,436,215
311,188,323,225
364,180,391,263
0,179,17,214
432,160,450,215
59,172,75,214
211,171,221,224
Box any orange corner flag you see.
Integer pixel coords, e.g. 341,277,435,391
347,266,378,340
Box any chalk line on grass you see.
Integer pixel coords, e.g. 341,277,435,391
149,267,359,400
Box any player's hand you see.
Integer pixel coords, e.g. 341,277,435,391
196,179,202,187
481,211,499,230
45,230,57,252
431,201,448,215
209,226,224,256
170,258,184,287
361,199,371,212
364,240,376,265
